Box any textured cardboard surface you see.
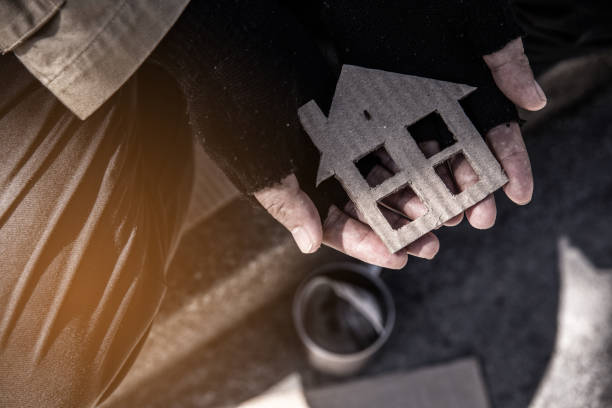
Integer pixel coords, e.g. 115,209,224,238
299,65,507,252
307,359,490,408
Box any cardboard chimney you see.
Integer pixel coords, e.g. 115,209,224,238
299,65,508,253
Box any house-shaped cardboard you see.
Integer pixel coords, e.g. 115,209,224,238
298,65,508,253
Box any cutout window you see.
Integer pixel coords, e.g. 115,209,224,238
406,111,456,158
376,184,427,230
434,152,479,195
355,145,399,188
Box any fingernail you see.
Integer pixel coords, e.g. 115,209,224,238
291,227,313,253
534,81,547,104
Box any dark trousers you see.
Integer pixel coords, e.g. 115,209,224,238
0,54,193,407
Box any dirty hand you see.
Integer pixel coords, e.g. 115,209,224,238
466,37,546,229
255,37,546,269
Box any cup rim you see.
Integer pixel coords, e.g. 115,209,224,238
293,262,396,368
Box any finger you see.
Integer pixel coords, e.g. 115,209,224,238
451,155,497,229
374,148,401,173
364,156,450,225
365,165,427,220
343,200,440,259
404,232,440,259
254,174,322,253
483,37,547,111
323,205,408,269
419,140,464,226
464,194,496,229
353,154,461,230
344,164,441,260
487,122,533,205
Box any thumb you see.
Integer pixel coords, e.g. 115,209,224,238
483,37,547,112
254,174,323,253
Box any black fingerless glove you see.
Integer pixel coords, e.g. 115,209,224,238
153,0,523,217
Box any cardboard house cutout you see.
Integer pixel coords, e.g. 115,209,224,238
298,65,508,253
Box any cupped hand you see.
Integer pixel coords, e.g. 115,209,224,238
465,37,546,228
255,37,546,268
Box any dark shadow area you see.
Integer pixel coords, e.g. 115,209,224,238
355,145,398,187
377,183,427,230
435,152,479,194
407,111,457,152
513,0,612,75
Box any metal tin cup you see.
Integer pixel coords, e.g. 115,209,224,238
293,262,395,376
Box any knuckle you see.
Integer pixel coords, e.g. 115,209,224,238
489,51,531,74
352,228,373,254
460,173,479,186
264,198,290,221
515,52,531,68
323,206,343,229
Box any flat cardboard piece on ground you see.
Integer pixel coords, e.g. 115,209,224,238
237,374,310,408
299,65,507,253
307,358,490,408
